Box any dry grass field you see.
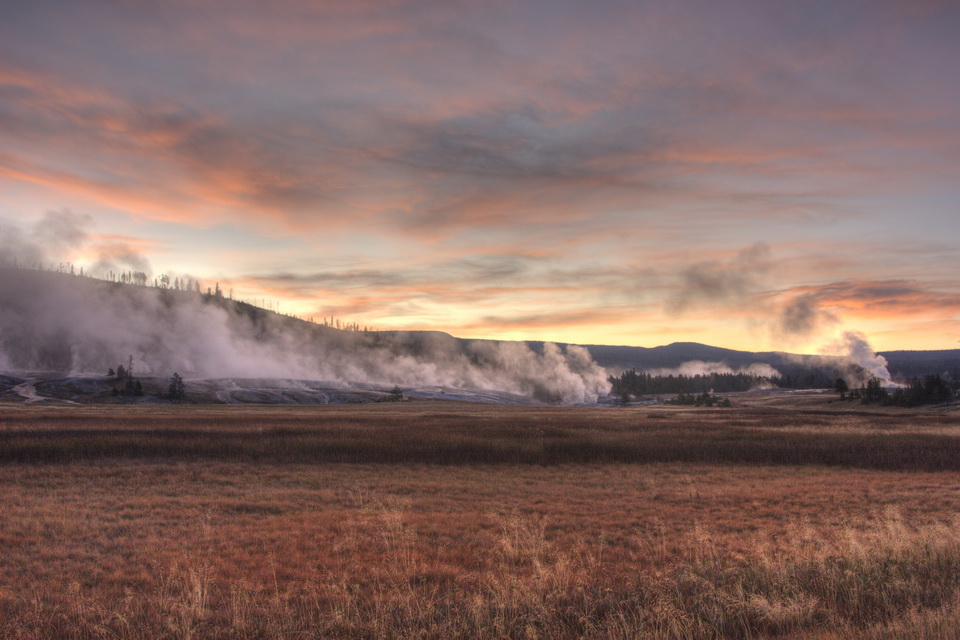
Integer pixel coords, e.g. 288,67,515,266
2,398,960,639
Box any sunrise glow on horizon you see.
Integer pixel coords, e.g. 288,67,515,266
2,0,959,353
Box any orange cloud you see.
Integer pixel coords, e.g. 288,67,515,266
2,0,958,352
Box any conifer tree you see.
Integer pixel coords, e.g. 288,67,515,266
168,372,185,402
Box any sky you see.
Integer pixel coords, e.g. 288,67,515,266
1,0,959,353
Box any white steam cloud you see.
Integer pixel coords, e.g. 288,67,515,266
778,330,895,387
822,331,893,385
0,269,611,404
0,213,152,276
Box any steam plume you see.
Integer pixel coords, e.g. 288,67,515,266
0,269,610,404
773,293,893,385
0,213,152,276
776,293,838,337
0,211,90,268
668,243,771,312
825,331,893,385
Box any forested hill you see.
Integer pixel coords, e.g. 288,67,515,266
877,350,960,382
560,342,765,371
2,267,957,395
528,342,960,384
0,267,611,404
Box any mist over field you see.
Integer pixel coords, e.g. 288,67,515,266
0,268,611,404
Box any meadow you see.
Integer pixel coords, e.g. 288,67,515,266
2,397,960,639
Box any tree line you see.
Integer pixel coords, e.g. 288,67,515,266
610,370,774,396
835,375,956,407
107,356,185,402
614,368,957,408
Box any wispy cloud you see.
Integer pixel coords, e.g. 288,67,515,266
1,0,959,350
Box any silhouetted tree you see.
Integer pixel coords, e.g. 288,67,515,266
168,372,185,403
671,391,726,406
889,374,954,406
834,378,849,400
863,378,888,403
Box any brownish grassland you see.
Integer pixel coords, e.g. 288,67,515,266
2,400,960,639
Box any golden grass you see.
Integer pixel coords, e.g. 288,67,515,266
1,402,960,638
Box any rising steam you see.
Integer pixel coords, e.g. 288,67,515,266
822,331,893,385
0,212,152,276
0,268,610,404
774,297,894,386
667,243,894,385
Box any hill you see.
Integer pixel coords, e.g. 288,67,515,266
0,268,609,403
2,267,958,404
877,349,960,381
578,341,960,381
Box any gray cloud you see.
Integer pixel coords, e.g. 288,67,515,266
387,106,654,183
667,243,773,312
1,0,958,352
776,293,838,337
243,254,544,293
3,0,955,240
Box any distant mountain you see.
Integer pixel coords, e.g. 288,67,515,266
561,342,763,372
534,342,960,384
878,350,960,381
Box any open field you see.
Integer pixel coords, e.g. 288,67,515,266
2,398,960,638
3,397,960,468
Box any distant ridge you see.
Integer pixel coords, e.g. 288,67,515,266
535,341,960,382
563,342,760,371
2,267,958,388
875,349,960,380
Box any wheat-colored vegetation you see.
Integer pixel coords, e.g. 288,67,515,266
2,401,960,638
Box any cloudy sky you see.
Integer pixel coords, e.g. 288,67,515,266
2,0,959,351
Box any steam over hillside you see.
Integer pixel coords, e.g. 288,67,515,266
0,268,610,404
